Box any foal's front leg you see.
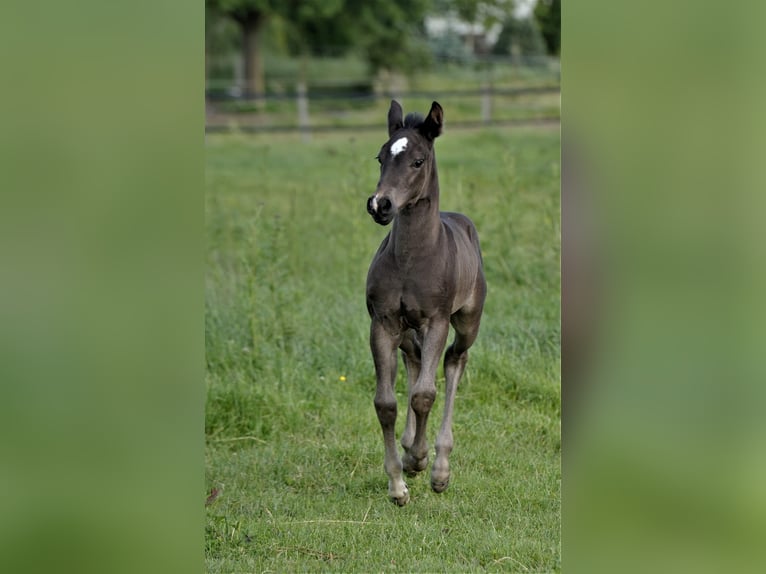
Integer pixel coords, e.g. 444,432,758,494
370,320,408,505
404,319,450,477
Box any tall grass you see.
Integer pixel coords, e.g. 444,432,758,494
205,123,560,571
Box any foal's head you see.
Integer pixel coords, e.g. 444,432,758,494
367,100,443,226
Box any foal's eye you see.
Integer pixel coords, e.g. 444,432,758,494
412,158,425,168
375,155,382,164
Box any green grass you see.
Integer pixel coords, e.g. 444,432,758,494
205,123,560,571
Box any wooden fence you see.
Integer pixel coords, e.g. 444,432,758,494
205,84,560,136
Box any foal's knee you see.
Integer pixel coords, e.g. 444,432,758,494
411,389,436,415
374,397,397,426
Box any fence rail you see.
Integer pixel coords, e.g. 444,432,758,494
205,84,560,102
205,116,559,134
206,53,560,136
205,85,560,136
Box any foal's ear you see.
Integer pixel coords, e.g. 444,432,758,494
420,101,444,141
388,100,404,136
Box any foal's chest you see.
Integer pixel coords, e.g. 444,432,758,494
366,272,449,334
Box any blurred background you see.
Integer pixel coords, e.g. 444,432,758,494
4,0,766,572
204,0,560,134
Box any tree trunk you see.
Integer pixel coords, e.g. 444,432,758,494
240,12,265,103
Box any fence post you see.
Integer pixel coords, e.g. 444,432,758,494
297,80,311,142
480,57,494,124
481,82,492,124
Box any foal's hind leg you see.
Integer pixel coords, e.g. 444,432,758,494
431,311,482,493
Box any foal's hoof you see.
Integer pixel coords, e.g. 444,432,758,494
390,490,410,506
431,459,451,493
402,453,428,477
431,476,450,493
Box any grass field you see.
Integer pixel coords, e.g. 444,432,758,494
205,121,561,571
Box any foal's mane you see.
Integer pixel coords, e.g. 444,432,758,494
404,112,425,129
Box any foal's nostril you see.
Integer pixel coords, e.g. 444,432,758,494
368,195,392,216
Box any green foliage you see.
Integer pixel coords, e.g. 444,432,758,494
207,0,279,20
449,0,514,28
534,0,561,55
205,4,239,52
205,122,560,570
207,0,433,73
347,0,433,73
277,0,351,57
493,17,548,62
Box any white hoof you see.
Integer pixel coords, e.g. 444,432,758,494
389,483,410,506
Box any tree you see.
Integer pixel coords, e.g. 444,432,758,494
205,4,240,90
431,0,514,55
206,0,281,99
449,0,512,25
492,17,547,63
279,0,351,57
533,0,560,56
207,0,433,99
344,0,432,74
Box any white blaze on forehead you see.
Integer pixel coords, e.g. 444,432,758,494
390,137,408,157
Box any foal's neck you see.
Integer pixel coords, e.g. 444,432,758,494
391,176,442,262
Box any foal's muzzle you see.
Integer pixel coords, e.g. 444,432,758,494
367,194,393,225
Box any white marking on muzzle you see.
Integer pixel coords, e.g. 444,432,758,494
371,195,379,211
391,137,408,157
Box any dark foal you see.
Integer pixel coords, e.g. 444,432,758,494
365,100,487,505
